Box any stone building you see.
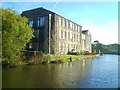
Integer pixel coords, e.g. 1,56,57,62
21,7,91,54
82,30,92,53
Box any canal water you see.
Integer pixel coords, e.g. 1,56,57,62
3,54,118,88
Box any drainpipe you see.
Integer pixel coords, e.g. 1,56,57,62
48,14,51,55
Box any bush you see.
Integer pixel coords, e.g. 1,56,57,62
2,8,34,66
67,52,80,55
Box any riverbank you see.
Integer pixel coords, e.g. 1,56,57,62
27,54,99,65
3,54,99,68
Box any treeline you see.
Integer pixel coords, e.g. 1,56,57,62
92,42,120,55
105,44,120,55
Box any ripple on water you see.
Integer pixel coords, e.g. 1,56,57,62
2,55,118,88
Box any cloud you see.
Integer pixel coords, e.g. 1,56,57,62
80,19,118,44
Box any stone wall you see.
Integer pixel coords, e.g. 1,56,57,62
54,14,82,54
82,30,92,53
21,7,92,54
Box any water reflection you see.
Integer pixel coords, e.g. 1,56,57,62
3,54,118,88
79,54,118,88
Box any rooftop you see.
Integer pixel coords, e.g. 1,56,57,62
22,7,82,27
82,30,89,33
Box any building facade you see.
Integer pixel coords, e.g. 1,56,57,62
21,7,91,54
82,30,92,53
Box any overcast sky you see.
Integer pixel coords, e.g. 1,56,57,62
2,2,118,44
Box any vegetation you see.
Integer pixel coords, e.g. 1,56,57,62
107,44,120,50
28,52,98,65
93,43,111,53
92,41,111,54
105,44,120,55
92,40,120,55
2,8,34,66
50,54,97,62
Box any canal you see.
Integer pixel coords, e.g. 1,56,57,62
3,54,118,88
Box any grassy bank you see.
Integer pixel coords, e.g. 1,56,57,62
3,54,99,67
28,54,99,65
51,54,98,61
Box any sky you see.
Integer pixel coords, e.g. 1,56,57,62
1,2,118,45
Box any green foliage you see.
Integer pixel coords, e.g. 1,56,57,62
108,44,119,50
2,8,34,66
93,43,111,53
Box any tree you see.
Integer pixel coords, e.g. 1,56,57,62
93,43,111,54
2,8,34,66
93,40,99,45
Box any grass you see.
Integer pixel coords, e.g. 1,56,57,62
23,50,99,63
2,54,99,67
25,54,99,65
0,58,1,63
46,54,98,63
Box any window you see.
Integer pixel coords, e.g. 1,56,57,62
65,31,67,40
70,32,72,41
78,35,80,42
59,42,61,52
68,32,70,40
74,34,76,41
70,22,72,29
63,31,65,39
72,34,74,41
29,20,33,27
68,44,70,51
64,43,66,51
78,26,80,32
68,22,70,29
66,43,68,52
76,45,78,52
61,43,62,52
76,35,77,42
59,17,61,26
39,16,45,26
78,45,79,51
79,27,81,32
39,29,44,42
65,19,66,28
73,44,75,51
75,45,76,51
75,34,77,42
37,18,40,27
76,25,78,32
76,45,80,52
61,30,63,39
75,35,77,42
74,24,75,31
70,44,73,51
63,18,65,27
59,29,61,39
66,20,68,28
77,35,78,42
73,34,75,41
75,25,77,32
61,18,62,26
63,43,64,51
77,26,79,32
34,29,39,39
72,23,74,30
